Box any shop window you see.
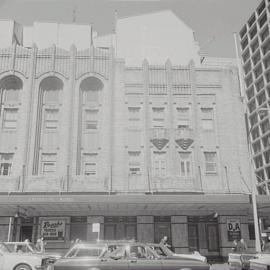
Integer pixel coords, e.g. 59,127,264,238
128,151,141,175
207,224,219,252
41,153,56,175
204,152,217,174
2,108,18,130
248,224,255,240
179,152,192,177
70,217,87,242
188,224,199,252
152,107,165,128
176,107,190,129
201,108,214,130
0,153,13,176
84,109,98,130
44,109,58,130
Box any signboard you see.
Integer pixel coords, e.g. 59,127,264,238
92,223,100,233
227,218,241,241
41,219,65,241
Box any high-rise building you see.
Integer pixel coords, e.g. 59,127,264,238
239,0,270,195
0,10,267,260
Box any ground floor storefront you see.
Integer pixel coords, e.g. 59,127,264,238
0,194,269,261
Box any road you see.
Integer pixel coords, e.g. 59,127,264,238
211,263,230,270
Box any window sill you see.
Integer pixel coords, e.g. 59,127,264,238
205,172,218,175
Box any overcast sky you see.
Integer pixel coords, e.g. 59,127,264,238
0,0,261,57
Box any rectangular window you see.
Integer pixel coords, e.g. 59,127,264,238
204,152,217,174
201,108,214,130
44,109,58,130
176,107,190,129
179,152,192,177
83,153,97,176
152,107,165,128
0,153,13,176
128,107,141,128
84,162,97,176
2,108,18,130
128,151,141,175
154,154,166,177
41,154,56,175
84,109,98,130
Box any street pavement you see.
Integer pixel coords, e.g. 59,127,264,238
210,263,230,270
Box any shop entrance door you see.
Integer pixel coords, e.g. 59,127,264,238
104,224,116,240
20,226,33,242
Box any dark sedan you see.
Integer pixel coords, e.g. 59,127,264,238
54,241,210,270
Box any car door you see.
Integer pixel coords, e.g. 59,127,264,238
128,244,162,270
99,245,129,270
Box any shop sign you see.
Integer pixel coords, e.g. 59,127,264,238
92,223,100,233
227,218,241,241
41,219,65,241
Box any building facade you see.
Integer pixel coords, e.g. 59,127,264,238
239,0,270,194
0,11,267,260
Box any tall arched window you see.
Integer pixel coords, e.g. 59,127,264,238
33,77,63,175
0,76,22,176
77,77,103,175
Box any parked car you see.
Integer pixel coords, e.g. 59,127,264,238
4,241,62,263
147,243,207,262
54,241,210,270
249,254,270,270
230,243,270,270
0,242,50,270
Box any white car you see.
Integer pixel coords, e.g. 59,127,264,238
147,243,207,263
0,242,49,270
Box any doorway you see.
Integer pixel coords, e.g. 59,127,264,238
20,226,33,242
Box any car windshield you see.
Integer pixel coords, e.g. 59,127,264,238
28,243,39,253
65,245,105,258
156,245,174,256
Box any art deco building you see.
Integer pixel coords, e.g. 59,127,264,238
0,10,267,260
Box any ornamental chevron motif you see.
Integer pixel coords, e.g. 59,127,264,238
175,138,194,150
150,138,169,150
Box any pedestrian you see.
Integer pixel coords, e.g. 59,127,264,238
160,236,171,248
40,237,45,253
232,239,238,252
236,238,248,253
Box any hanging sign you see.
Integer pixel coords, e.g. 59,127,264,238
227,218,241,241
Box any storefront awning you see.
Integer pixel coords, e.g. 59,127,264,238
0,193,268,217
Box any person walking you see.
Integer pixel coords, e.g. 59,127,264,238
236,238,248,253
160,236,171,248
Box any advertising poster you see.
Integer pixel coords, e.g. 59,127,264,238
41,219,65,241
227,218,241,241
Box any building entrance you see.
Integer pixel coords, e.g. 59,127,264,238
104,216,137,240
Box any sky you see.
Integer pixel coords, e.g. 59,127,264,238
0,0,261,58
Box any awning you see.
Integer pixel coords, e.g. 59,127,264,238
0,193,268,217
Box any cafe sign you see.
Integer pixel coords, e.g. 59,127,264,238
227,218,241,241
41,219,65,241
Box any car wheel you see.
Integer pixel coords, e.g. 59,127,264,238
13,264,32,270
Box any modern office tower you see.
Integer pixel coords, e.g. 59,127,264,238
239,0,270,195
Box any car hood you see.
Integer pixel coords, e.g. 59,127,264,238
172,253,207,262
